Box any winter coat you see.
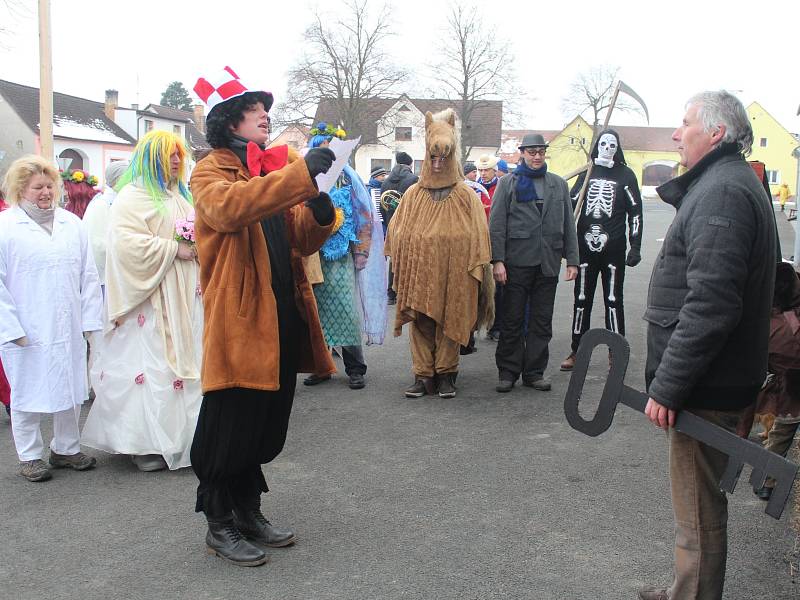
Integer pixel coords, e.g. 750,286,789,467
380,164,418,226
488,171,579,275
645,144,778,412
190,149,336,393
0,206,103,412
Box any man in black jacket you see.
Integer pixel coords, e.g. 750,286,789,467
381,152,418,304
638,91,778,600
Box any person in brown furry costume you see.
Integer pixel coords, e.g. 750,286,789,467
385,109,492,399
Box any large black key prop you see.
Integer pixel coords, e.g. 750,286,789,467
564,328,799,520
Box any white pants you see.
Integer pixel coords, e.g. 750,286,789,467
11,406,82,461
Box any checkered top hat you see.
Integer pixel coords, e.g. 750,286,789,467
193,66,273,115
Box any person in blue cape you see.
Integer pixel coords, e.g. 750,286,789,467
302,123,387,389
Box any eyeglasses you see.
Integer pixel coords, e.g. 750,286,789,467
523,147,547,157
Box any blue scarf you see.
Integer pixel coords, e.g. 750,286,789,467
514,161,547,203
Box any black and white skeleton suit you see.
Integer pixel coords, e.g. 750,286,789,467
569,129,643,352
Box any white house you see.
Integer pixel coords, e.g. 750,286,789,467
313,95,502,179
0,79,136,185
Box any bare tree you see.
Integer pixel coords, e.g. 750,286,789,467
561,65,643,141
430,3,520,159
273,0,406,152
0,1,29,49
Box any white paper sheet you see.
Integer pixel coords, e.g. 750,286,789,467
314,136,361,192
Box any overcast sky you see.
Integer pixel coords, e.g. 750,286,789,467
1,0,798,135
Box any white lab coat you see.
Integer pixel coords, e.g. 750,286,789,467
0,206,103,413
82,187,116,285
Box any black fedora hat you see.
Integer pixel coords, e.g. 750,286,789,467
518,133,548,150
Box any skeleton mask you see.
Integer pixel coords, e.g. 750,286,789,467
595,133,618,168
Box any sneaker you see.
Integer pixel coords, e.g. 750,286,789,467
560,352,576,371
523,376,552,391
48,451,97,471
496,379,514,393
637,586,670,600
19,459,52,482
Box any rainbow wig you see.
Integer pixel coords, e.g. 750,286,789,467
116,130,192,210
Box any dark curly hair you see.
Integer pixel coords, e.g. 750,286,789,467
205,91,274,149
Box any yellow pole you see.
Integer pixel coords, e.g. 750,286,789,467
38,0,53,161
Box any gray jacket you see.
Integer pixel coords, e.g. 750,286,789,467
489,171,579,276
645,145,778,412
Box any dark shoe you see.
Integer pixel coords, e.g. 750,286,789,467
206,518,268,566
49,451,97,471
437,373,457,398
496,379,514,393
459,344,477,355
19,459,52,482
637,586,670,600
303,373,331,386
348,373,365,390
131,454,168,472
233,507,296,548
523,376,552,391
560,352,576,371
753,485,773,501
387,291,397,305
405,377,435,398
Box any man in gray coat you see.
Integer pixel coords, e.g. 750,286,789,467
638,91,778,600
489,133,578,392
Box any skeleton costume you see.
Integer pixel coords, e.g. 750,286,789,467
569,129,642,353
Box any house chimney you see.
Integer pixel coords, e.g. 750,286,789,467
131,103,139,110
193,104,205,134
104,89,118,120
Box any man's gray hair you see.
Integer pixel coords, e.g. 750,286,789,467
687,91,753,156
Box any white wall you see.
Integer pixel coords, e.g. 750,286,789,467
139,116,185,139
54,139,133,187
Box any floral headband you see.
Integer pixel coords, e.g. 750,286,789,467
61,169,98,187
310,121,346,140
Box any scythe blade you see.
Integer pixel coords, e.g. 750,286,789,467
617,80,650,124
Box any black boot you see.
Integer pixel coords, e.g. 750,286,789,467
233,506,297,548
206,517,267,566
436,372,457,398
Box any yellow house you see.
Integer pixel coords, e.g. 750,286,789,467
543,116,681,189
501,103,799,195
746,101,799,196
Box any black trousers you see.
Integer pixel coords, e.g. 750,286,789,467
488,284,505,335
191,295,301,519
570,243,626,352
495,265,558,381
341,345,366,376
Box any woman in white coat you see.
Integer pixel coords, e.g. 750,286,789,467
81,130,203,472
0,155,103,482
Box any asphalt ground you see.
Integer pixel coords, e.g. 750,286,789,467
0,200,797,600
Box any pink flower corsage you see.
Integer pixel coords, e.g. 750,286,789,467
173,379,184,390
137,313,145,327
134,373,144,385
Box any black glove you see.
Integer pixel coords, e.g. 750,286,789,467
304,148,336,178
305,191,334,226
625,248,641,267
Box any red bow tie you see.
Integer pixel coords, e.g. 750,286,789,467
246,142,288,177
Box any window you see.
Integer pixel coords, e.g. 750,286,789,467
760,137,768,148
58,148,83,171
144,119,154,132
371,158,391,174
414,160,423,175
569,137,574,145
395,127,412,141
398,105,410,112
766,170,781,184
173,125,181,135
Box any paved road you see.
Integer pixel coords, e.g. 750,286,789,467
1,201,797,600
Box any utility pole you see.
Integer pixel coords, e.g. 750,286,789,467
38,0,53,162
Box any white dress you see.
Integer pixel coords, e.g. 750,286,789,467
81,184,203,469
0,206,103,413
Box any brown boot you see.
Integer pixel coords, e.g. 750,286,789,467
560,352,576,371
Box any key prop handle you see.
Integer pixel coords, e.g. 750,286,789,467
564,328,631,436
